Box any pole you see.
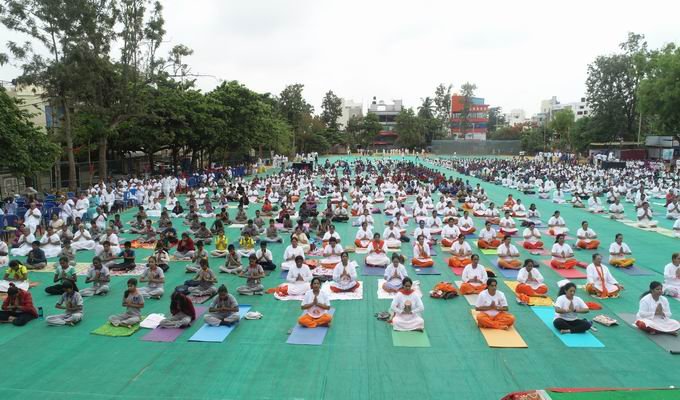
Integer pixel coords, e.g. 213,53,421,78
637,110,642,144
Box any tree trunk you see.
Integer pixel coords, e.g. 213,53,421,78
62,99,77,190
148,152,154,173
98,136,108,181
172,147,179,175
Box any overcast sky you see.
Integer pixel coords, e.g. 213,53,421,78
2,0,679,115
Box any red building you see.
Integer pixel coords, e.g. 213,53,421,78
450,95,489,140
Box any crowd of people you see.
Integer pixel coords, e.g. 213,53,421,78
1,155,678,341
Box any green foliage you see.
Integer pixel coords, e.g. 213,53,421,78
395,108,425,149
488,125,522,140
459,81,477,135
639,43,680,135
0,87,60,176
277,83,314,152
487,107,506,133
433,83,452,136
320,90,343,132
418,97,441,144
520,128,545,154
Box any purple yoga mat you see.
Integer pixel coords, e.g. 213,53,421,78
287,309,336,345
617,265,656,276
141,306,207,343
362,265,386,276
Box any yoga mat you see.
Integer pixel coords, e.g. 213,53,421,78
413,266,441,275
618,313,680,354
228,224,246,228
392,330,431,347
449,266,464,276
362,265,386,276
504,281,553,306
480,248,498,255
91,317,145,337
470,310,528,348
287,308,336,345
279,270,288,279
188,293,216,304
531,306,604,348
490,258,519,279
141,306,208,342
188,305,251,343
541,260,587,279
617,265,655,276
455,280,479,306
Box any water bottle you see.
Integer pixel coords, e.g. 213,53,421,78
38,306,44,319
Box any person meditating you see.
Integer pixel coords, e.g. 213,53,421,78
0,283,38,326
515,259,548,300
550,234,582,269
320,237,343,269
329,252,359,293
547,211,569,236
281,237,305,270
475,278,515,330
362,233,389,267
411,234,434,268
498,211,518,236
576,221,600,250
204,284,240,326
553,282,593,334
441,217,461,248
459,254,488,295
390,277,424,332
484,203,501,225
608,233,635,268
458,210,476,235
382,254,408,293
108,278,144,327
354,221,373,248
298,277,332,328
45,280,84,326
635,281,680,335
448,234,472,268
585,253,624,298
478,221,501,249
522,221,544,250
271,256,312,297
158,291,196,329
497,235,521,269
663,253,680,298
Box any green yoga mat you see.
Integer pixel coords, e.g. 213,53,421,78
549,389,680,400
391,330,431,347
91,318,144,337
480,248,498,255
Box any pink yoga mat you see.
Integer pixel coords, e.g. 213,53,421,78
141,306,207,343
449,266,464,276
541,259,587,279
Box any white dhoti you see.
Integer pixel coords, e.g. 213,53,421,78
366,253,390,267
636,316,680,333
392,312,424,331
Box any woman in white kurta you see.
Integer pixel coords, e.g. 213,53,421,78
637,202,658,228
24,204,42,234
516,259,548,297
298,278,332,328
320,238,343,268
547,211,569,236
390,277,424,331
365,234,390,267
39,227,62,259
635,281,680,335
71,225,96,251
383,222,402,249
383,254,408,292
354,222,373,248
608,234,634,268
0,239,8,267
281,238,305,270
585,254,623,298
329,253,359,292
273,256,312,296
608,199,625,219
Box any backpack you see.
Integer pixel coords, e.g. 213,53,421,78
430,281,458,299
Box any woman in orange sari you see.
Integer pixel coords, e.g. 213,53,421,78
411,235,434,268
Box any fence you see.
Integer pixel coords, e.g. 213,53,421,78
431,139,521,155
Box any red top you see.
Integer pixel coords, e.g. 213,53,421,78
2,289,38,317
177,237,195,252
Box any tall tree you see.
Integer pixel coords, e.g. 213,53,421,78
586,32,648,142
0,86,60,185
320,90,343,132
417,97,440,145
487,106,506,133
460,82,477,136
277,83,313,153
549,109,575,150
639,43,680,135
361,113,383,149
433,83,453,136
395,108,425,149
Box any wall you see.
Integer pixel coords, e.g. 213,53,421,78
431,139,521,155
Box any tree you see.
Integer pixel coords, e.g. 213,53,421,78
549,109,575,150
460,82,477,136
344,115,363,150
487,107,506,133
361,113,383,149
639,43,680,135
277,83,313,153
520,128,544,154
395,108,425,149
586,32,648,142
433,83,452,136
417,97,440,145
321,90,343,132
0,86,60,183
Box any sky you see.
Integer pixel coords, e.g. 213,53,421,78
1,0,679,116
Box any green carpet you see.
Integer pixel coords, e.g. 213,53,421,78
0,155,678,400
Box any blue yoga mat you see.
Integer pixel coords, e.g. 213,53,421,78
279,270,288,279
491,258,519,279
287,308,336,345
617,265,655,276
362,265,386,276
531,306,604,348
188,305,251,343
413,266,441,275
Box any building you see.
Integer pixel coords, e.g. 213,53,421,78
3,82,49,131
367,97,402,148
450,95,489,140
538,96,590,122
505,109,528,126
338,98,363,129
